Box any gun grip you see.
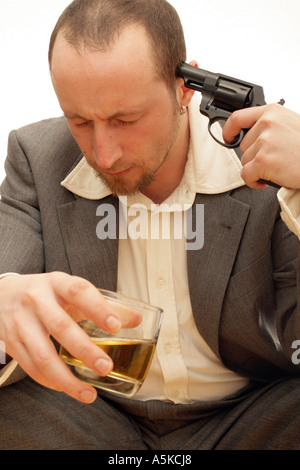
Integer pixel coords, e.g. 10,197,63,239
257,179,280,189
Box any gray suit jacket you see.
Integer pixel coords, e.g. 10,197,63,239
0,117,299,386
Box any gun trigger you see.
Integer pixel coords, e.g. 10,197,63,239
225,131,245,149
208,117,244,149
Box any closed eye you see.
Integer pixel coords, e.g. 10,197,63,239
75,121,90,128
118,119,138,127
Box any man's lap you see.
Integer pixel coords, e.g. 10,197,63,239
0,375,299,450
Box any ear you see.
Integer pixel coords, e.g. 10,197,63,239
177,60,199,108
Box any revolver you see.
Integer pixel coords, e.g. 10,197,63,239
176,62,284,187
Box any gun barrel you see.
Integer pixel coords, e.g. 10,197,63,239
176,62,207,92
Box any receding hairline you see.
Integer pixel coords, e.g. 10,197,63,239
50,23,162,84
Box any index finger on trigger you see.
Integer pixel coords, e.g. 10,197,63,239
222,106,267,145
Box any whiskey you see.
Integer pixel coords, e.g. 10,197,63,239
60,337,156,397
60,337,156,381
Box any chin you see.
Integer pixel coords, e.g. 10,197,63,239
97,169,155,197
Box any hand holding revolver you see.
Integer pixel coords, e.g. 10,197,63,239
222,104,300,189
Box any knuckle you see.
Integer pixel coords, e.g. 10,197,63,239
51,315,72,337
74,341,94,361
258,106,280,130
67,277,91,298
256,133,271,151
257,114,272,131
46,271,68,285
255,149,268,166
20,288,43,310
34,350,53,370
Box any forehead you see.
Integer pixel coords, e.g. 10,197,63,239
51,25,164,117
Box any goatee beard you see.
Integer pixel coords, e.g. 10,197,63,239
93,169,155,197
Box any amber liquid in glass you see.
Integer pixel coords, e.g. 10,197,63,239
60,337,156,397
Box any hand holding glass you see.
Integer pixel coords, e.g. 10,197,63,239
60,289,163,397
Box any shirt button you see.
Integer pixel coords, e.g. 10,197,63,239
156,278,166,289
164,342,172,354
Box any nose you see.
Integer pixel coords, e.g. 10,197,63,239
92,123,123,169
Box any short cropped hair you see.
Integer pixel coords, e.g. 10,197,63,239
48,0,186,89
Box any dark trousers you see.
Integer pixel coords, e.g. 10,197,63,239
0,375,299,450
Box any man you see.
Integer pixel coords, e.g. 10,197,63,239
0,0,299,450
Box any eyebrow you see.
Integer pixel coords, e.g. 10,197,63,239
64,113,86,120
64,109,144,121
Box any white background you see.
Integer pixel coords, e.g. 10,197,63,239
0,0,300,181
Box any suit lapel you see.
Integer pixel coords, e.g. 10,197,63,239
187,192,250,358
57,196,119,291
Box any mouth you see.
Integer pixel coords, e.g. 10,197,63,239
105,167,132,177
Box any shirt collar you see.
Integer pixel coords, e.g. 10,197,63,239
61,93,245,201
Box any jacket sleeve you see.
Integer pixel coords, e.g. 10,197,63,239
0,129,44,274
0,360,26,388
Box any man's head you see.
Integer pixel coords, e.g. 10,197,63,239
49,0,186,93
49,0,194,201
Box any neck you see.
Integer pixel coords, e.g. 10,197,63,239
142,114,190,205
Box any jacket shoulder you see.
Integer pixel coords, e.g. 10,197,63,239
8,117,82,176
11,117,78,152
